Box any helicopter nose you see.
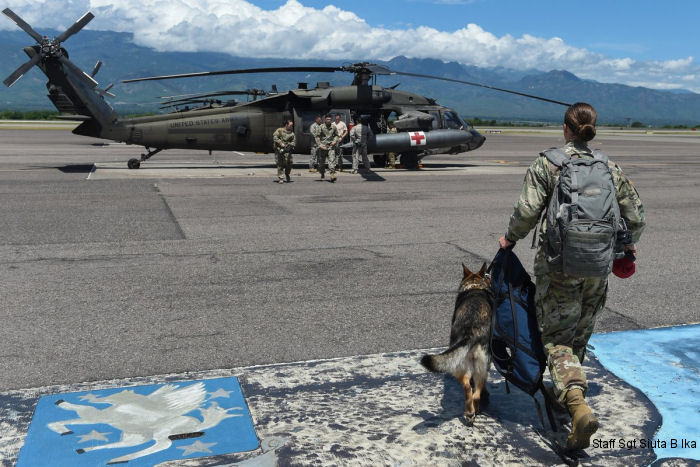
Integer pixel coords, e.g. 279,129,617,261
468,129,486,150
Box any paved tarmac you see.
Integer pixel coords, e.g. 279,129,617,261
0,128,698,465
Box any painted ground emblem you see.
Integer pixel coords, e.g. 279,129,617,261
17,377,259,466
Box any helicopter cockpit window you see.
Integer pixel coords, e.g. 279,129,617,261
442,111,463,129
429,111,440,129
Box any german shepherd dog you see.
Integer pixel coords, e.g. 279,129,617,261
421,262,493,423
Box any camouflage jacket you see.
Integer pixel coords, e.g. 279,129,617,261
273,127,295,153
349,123,372,145
316,123,339,148
506,141,646,275
309,122,321,147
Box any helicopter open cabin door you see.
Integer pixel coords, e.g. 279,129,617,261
296,110,319,155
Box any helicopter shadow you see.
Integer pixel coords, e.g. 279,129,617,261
420,162,478,169
358,171,385,181
54,164,94,173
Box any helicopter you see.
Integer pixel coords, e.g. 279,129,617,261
2,9,571,170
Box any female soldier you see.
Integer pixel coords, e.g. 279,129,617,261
498,102,645,450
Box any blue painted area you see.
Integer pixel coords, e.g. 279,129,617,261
17,377,259,467
590,324,700,461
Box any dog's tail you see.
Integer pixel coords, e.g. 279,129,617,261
420,344,468,374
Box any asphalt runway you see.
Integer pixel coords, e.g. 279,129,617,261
0,128,699,391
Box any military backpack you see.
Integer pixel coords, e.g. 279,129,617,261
539,148,621,277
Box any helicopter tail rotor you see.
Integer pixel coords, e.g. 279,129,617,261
2,8,97,89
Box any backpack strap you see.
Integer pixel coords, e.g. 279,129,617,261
591,149,609,163
542,148,580,221
538,380,560,432
540,148,568,167
531,149,566,248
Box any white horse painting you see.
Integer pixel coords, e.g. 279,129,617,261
47,382,243,464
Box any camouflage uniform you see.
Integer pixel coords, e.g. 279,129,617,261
273,126,295,182
309,121,321,170
316,122,339,179
505,141,645,404
350,122,372,172
334,118,348,170
386,126,397,168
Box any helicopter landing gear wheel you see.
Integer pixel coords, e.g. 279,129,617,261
127,147,163,169
401,153,419,170
373,154,386,167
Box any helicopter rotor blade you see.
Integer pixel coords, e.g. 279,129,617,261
160,98,225,109
2,8,43,43
95,87,115,98
3,53,41,87
123,66,341,83
55,11,94,43
91,60,103,78
383,69,571,107
161,89,267,105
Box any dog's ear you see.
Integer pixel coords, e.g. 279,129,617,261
462,263,473,278
477,262,487,277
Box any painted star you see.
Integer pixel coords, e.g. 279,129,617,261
208,388,232,399
77,430,111,443
178,440,217,456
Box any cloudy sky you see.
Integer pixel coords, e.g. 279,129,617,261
3,0,699,92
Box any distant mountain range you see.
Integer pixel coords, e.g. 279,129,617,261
1,29,699,125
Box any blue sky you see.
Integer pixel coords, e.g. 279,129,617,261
3,0,699,92
253,0,698,61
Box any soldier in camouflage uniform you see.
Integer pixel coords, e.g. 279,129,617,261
272,119,295,183
498,103,645,450
385,122,397,169
309,115,322,172
350,116,373,173
316,115,339,182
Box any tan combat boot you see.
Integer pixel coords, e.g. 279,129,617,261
565,388,599,450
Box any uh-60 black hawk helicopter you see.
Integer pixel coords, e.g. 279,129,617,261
2,9,571,170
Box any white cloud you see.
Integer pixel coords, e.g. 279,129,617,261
2,0,699,92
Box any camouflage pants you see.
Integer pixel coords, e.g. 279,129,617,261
535,271,608,404
316,148,336,176
352,144,370,170
386,152,396,167
336,146,345,170
309,145,318,169
275,150,293,180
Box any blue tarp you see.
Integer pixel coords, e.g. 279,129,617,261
590,324,699,461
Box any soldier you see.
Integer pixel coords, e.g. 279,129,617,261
350,116,373,174
498,102,645,450
334,113,348,171
316,115,339,182
272,119,295,183
385,122,397,169
309,114,322,173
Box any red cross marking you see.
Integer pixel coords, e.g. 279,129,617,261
410,132,426,146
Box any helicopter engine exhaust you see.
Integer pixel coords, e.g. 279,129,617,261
342,128,476,154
